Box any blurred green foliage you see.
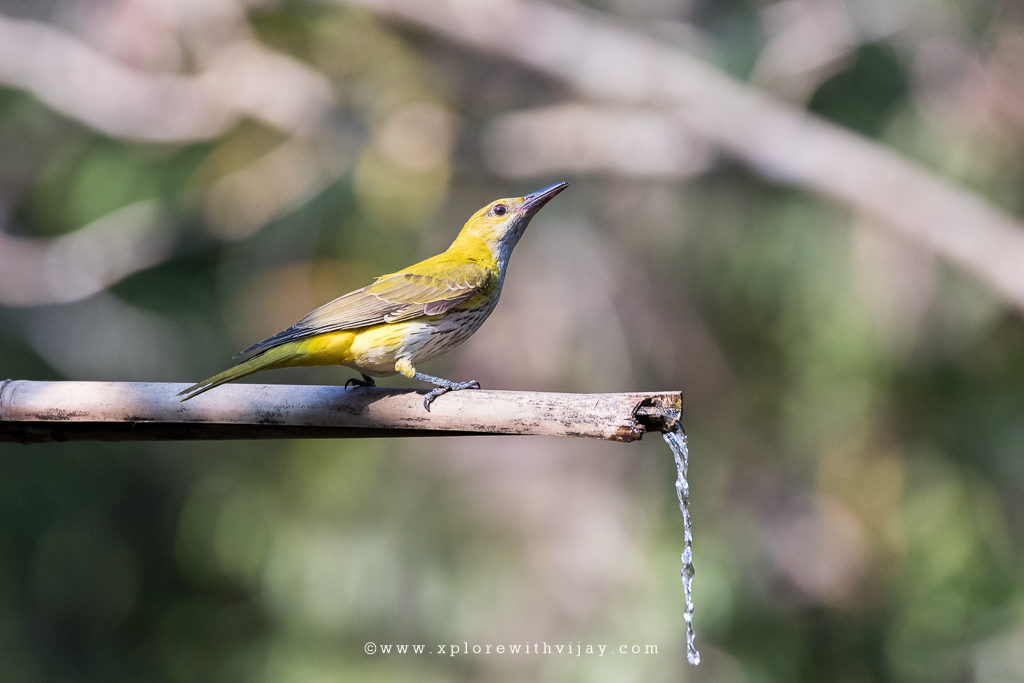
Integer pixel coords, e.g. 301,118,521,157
2,1,1024,681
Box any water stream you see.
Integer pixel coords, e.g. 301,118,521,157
663,425,700,666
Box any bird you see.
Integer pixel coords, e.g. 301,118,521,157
179,181,568,410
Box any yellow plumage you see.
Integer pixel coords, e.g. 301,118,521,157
179,182,567,409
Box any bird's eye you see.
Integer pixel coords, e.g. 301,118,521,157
492,204,507,216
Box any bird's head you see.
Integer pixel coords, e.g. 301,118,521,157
457,181,568,261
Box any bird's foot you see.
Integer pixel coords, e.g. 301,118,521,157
416,374,481,411
345,373,377,389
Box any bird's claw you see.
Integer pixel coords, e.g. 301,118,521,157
422,379,480,411
345,374,376,390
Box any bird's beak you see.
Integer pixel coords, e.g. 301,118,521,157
518,181,569,216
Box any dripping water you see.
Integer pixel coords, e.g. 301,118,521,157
663,424,699,666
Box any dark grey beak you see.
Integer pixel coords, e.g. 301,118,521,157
518,181,569,216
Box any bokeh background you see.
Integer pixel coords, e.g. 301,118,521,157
2,0,1024,680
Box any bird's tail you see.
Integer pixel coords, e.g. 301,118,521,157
178,344,305,401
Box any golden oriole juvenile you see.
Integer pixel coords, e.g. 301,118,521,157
179,182,568,410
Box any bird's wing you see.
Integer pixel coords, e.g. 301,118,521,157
238,260,493,357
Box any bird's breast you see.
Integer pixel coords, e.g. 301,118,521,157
346,291,501,374
403,295,499,362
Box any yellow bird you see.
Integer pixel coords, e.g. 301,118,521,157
179,182,568,410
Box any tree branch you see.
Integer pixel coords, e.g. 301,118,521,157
0,380,682,444
0,13,333,142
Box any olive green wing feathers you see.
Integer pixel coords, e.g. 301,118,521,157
238,260,494,358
